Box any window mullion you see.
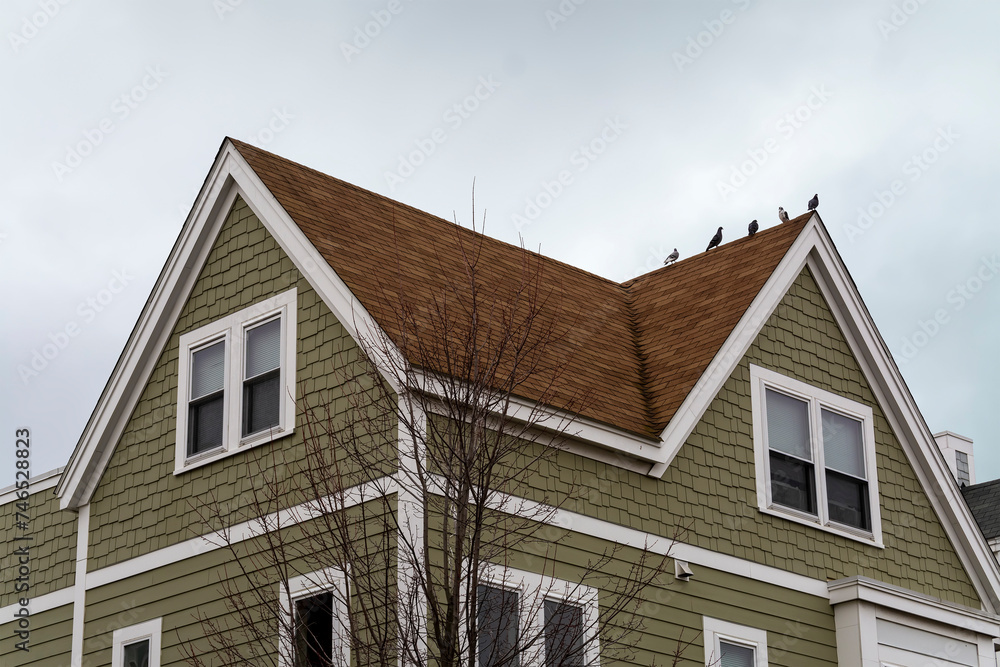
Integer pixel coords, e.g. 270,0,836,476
227,325,241,452
812,396,830,526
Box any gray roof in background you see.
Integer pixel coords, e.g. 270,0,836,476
962,479,1000,541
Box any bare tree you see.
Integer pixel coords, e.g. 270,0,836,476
182,208,684,667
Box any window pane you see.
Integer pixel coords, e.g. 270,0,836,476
191,341,225,399
822,409,865,478
719,640,754,667
294,591,334,667
122,639,150,667
769,452,816,514
189,394,224,455
243,371,280,436
956,451,971,486
544,600,583,667
246,318,281,379
827,470,870,531
478,585,519,667
765,389,811,460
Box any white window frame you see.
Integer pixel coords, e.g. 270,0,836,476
471,563,600,667
112,617,162,667
175,288,297,474
279,567,350,667
749,364,883,547
702,616,768,667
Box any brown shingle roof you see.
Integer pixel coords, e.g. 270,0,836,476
231,139,806,440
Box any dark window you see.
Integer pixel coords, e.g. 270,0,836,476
243,318,281,436
188,341,225,455
478,585,519,667
821,408,869,531
765,389,816,515
718,640,754,667
122,639,150,667
956,450,971,486
544,600,583,667
294,591,334,667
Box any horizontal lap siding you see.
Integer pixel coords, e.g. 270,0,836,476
83,499,397,666
0,602,74,665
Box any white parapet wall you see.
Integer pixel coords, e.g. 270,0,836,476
934,431,975,486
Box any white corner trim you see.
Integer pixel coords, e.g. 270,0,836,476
0,467,63,505
702,616,768,667
70,504,89,667
828,576,1000,638
85,478,396,591
0,586,75,624
111,617,162,667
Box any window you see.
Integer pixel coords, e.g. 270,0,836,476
956,450,970,486
175,289,297,473
702,617,767,667
280,568,349,667
112,618,162,667
750,365,882,546
474,566,598,667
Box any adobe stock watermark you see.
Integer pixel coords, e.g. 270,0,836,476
545,0,587,31
213,0,246,20
843,126,958,243
672,0,751,72
246,108,294,147
511,116,627,232
17,269,134,384
51,66,168,182
716,85,832,201
340,0,414,63
897,254,999,364
8,0,74,54
877,0,931,40
383,75,502,192
631,245,674,277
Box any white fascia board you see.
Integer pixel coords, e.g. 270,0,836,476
828,576,1000,637
648,217,820,477
57,140,405,510
0,467,63,504
412,369,662,464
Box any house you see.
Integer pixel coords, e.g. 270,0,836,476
4,138,1000,666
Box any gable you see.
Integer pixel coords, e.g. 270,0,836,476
85,197,394,571
659,267,980,607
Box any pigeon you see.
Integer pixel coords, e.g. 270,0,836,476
748,220,759,236
778,207,789,223
808,194,819,211
663,248,679,265
706,227,723,251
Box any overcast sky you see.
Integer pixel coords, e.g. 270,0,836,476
2,1,998,487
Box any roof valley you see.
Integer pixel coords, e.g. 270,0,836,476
623,287,659,438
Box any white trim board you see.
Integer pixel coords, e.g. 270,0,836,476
0,586,75,625
0,467,62,505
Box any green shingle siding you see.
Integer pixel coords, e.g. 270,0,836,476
0,489,77,607
87,196,396,571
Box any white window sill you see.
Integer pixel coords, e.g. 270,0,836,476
759,504,884,549
173,427,294,476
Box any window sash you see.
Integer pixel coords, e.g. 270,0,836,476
544,600,584,667
294,591,334,667
122,639,150,667
718,640,755,667
478,585,520,667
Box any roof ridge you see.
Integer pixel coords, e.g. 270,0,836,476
227,138,623,290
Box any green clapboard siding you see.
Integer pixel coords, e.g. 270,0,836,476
0,486,77,607
514,267,980,609
0,602,74,665
82,498,397,666
87,196,397,571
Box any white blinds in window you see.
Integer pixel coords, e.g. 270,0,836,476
246,319,281,379
191,341,225,399
719,641,755,667
765,389,811,460
822,409,865,478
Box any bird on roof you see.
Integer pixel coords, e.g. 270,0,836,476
663,248,679,265
748,220,759,237
706,227,723,251
778,207,789,223
808,194,819,210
